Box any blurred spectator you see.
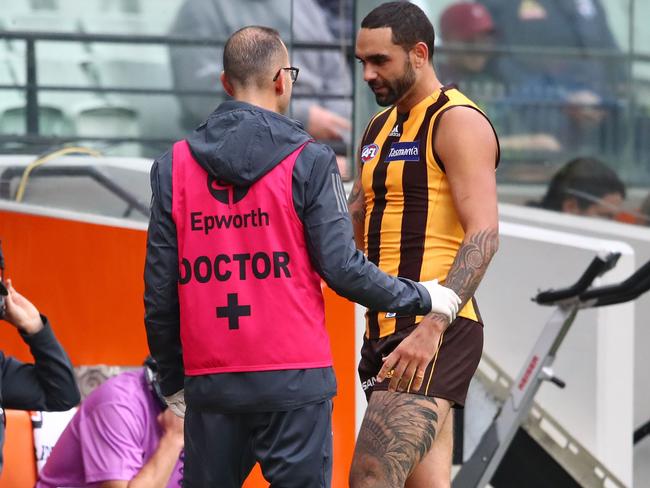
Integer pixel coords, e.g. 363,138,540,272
169,0,352,144
533,156,626,219
438,2,498,85
437,2,561,153
0,279,80,474
37,359,184,488
640,192,650,226
316,0,354,41
479,0,620,90
479,0,622,154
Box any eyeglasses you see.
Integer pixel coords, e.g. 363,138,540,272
564,188,650,223
273,67,299,83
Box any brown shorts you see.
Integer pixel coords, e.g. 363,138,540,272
358,317,483,408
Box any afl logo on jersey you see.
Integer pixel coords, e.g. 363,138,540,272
361,143,379,163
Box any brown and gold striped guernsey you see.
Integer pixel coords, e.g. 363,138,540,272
360,85,499,339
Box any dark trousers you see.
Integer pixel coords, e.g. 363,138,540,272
184,399,333,487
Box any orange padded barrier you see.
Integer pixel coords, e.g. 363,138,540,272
0,410,37,487
0,208,356,487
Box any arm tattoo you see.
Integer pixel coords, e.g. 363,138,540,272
351,209,365,225
444,228,499,308
348,179,366,225
347,181,363,205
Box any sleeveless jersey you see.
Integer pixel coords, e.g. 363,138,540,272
172,140,331,374
359,85,499,339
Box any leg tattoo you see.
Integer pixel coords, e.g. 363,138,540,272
350,391,440,487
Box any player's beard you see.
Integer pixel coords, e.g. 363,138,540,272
369,58,416,107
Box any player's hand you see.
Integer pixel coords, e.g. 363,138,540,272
418,279,461,323
377,314,447,393
164,389,186,418
158,408,184,447
2,279,43,335
307,105,351,141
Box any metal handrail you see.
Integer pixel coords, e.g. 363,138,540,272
0,134,348,155
0,164,150,218
635,419,650,445
0,30,352,50
2,30,647,61
534,252,620,305
0,29,645,158
533,253,650,308
0,29,356,141
0,83,350,100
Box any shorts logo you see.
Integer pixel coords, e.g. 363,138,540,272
361,376,377,391
385,141,420,162
361,143,379,163
385,312,396,318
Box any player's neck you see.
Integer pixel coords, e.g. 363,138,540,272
395,70,442,114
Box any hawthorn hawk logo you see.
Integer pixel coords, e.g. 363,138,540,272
207,175,249,205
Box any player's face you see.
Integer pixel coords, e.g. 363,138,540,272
356,27,417,107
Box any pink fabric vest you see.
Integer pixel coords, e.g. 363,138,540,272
171,140,331,375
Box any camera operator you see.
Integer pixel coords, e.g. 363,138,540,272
0,278,80,473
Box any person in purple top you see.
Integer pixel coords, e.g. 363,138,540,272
36,363,184,488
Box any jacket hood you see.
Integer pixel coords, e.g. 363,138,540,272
185,100,311,186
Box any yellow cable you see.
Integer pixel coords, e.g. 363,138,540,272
15,146,102,203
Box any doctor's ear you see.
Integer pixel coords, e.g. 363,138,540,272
273,70,287,96
221,72,235,97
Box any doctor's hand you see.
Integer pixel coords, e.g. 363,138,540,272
164,389,186,419
418,279,460,324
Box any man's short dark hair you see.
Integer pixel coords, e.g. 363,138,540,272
361,2,435,60
223,26,285,87
539,157,626,211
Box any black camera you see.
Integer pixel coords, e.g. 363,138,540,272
143,356,167,409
